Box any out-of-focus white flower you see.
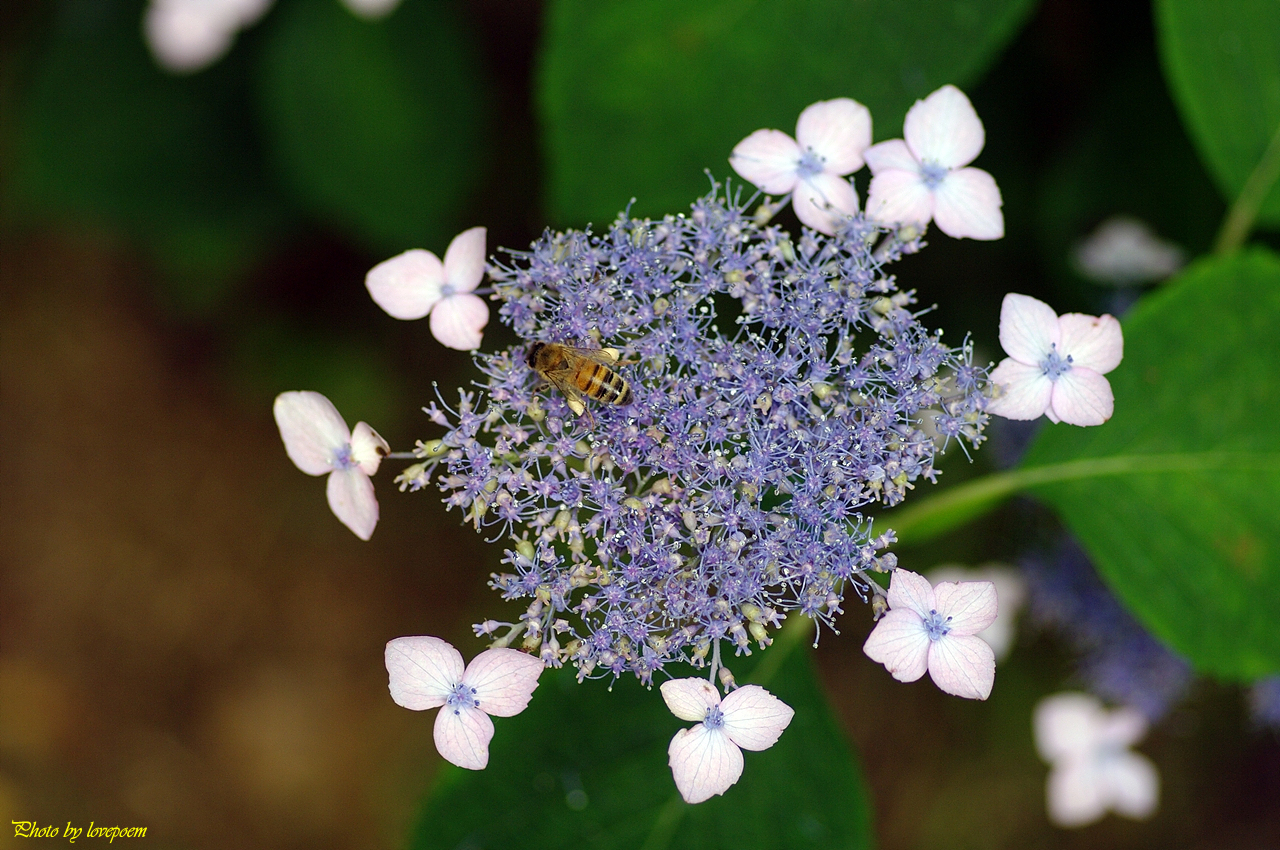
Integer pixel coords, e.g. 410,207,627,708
386,636,543,770
928,563,1025,661
144,0,273,73
729,98,872,235
366,227,491,351
661,678,794,804
1034,692,1159,827
145,0,403,73
862,569,999,700
986,293,1124,427
340,0,404,18
1072,216,1185,286
273,390,388,540
864,84,1003,240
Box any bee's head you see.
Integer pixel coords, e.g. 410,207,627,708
525,341,546,370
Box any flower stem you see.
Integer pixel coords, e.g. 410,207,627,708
884,451,1272,546
748,614,814,689
1214,117,1280,255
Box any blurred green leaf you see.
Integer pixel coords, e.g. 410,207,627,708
1035,54,1221,288
228,319,404,433
257,0,489,254
1155,0,1280,229
410,638,872,850
537,0,1038,225
8,0,281,313
1021,249,1280,679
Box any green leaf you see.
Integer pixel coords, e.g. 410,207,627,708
410,631,872,850
537,0,1038,225
257,0,490,254
1155,0,1280,230
8,0,281,313
226,319,404,433
1021,249,1280,679
1034,55,1222,280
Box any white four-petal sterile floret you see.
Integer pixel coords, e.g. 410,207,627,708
144,0,273,73
145,0,404,74
862,569,999,700
729,98,872,236
1072,216,1185,286
863,84,1004,240
366,226,491,351
661,678,795,804
273,390,389,541
385,636,544,771
986,293,1124,427
1034,692,1159,828
927,562,1026,662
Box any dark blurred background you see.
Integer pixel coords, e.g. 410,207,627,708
2,0,1277,848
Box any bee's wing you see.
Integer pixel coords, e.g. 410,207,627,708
542,368,588,416
561,344,620,366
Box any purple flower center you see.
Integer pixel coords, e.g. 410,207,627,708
796,148,825,179
703,704,725,730
332,443,357,470
924,609,952,640
426,185,993,685
1040,344,1073,380
920,161,948,189
445,681,480,715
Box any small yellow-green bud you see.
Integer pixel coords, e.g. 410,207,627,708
778,236,796,264
717,667,737,690
416,438,447,458
871,595,889,619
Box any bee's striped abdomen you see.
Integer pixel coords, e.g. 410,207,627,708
576,362,632,405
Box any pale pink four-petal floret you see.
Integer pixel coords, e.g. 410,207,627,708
986,293,1124,427
927,563,1026,662
385,636,544,771
864,84,1004,240
862,569,999,700
730,98,872,235
1034,692,1159,827
661,678,794,804
365,226,490,351
145,0,403,74
273,390,389,541
144,0,273,73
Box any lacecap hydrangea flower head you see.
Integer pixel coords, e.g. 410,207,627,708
273,84,1125,801
394,176,994,685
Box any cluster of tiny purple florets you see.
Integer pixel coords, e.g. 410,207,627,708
399,184,991,683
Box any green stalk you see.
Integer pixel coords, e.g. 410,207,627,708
885,451,1270,547
1214,117,1280,255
